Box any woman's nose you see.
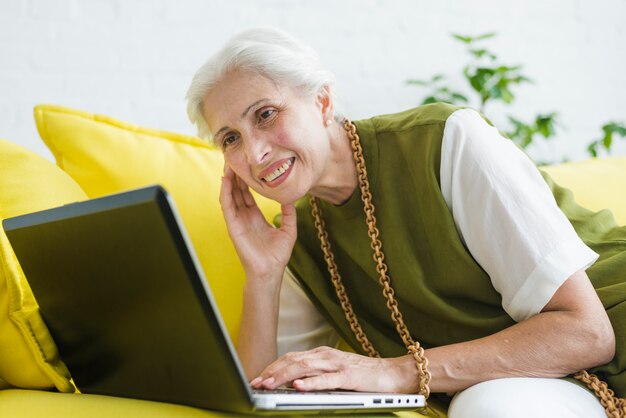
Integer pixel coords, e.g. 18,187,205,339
244,136,271,165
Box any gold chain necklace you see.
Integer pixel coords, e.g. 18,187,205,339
309,120,625,417
309,119,431,398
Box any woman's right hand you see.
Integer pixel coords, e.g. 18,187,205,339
219,164,297,284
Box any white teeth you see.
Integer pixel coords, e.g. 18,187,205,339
263,158,293,182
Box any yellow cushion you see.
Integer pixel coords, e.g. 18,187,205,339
0,388,439,417
0,139,86,392
34,105,281,343
542,155,626,225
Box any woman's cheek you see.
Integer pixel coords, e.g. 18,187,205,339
274,129,292,148
223,155,244,177
273,115,301,148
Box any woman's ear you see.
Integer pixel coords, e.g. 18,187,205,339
317,85,334,122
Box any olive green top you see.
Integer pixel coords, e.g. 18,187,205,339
278,103,625,397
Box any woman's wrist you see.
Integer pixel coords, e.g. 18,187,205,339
388,354,423,393
243,270,284,295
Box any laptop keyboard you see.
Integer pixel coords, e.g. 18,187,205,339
253,388,333,395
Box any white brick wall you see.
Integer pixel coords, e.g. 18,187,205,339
1,0,625,163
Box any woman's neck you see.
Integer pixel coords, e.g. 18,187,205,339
309,122,358,206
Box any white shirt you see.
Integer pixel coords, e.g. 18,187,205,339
276,108,599,356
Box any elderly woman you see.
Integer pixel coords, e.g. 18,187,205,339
186,27,624,417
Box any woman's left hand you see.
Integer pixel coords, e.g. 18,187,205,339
249,346,417,393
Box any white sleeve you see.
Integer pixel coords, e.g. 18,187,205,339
276,267,339,356
439,108,599,322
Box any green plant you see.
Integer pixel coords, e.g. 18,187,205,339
453,33,531,114
406,74,468,106
507,113,560,150
587,122,626,157
408,32,558,155
408,33,624,161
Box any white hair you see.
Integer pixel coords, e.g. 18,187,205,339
185,27,342,141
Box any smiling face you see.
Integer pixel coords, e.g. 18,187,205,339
202,70,343,205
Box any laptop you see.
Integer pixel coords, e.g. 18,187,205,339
2,185,425,414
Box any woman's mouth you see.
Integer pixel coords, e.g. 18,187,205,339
260,157,295,187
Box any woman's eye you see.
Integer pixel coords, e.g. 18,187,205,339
259,109,276,121
222,134,238,149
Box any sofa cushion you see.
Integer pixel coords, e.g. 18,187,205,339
0,139,85,392
542,156,626,225
0,388,440,417
0,389,232,418
34,105,281,342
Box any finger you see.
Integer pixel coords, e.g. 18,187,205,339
223,163,235,179
256,347,336,382
279,203,297,235
241,182,257,207
258,353,337,390
220,165,236,206
219,173,237,224
254,351,309,380
292,372,345,392
231,174,246,209
253,352,305,388
238,178,257,208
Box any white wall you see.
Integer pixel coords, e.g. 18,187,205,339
1,0,625,163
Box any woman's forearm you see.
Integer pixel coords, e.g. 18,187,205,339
391,271,615,393
394,308,615,394
236,276,283,380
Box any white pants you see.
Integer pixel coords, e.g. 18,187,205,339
448,378,606,418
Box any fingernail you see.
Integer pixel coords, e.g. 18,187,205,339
250,377,262,386
262,377,275,387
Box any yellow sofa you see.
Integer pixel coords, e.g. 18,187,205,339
1,105,624,417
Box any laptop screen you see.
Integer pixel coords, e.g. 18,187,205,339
3,186,254,412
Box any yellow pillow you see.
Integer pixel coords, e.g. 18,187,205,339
542,155,626,225
34,105,281,343
0,138,85,392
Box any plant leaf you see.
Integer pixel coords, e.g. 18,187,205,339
470,48,494,59
500,88,514,104
603,121,626,136
587,142,599,158
451,93,469,103
474,32,497,41
406,79,428,86
452,34,473,44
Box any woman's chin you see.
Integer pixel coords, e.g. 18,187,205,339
274,193,305,206
251,179,308,206
264,188,307,206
